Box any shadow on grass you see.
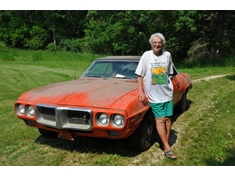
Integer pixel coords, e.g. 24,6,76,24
172,99,193,124
225,74,235,81
157,99,194,150
34,134,143,157
204,148,235,166
34,125,180,157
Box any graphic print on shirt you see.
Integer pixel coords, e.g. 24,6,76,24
150,62,168,85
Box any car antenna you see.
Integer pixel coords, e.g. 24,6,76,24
74,54,78,80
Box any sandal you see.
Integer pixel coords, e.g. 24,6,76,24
164,149,177,160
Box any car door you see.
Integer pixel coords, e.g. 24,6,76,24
172,66,185,107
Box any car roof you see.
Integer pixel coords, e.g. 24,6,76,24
95,56,141,61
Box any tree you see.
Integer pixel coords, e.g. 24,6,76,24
84,10,159,55
1,10,235,61
23,26,50,50
0,10,88,51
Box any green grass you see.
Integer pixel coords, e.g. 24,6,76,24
161,75,235,166
1,48,235,166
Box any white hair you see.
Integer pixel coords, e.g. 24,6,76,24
149,32,166,45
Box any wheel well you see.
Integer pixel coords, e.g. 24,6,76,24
127,109,155,151
185,85,191,95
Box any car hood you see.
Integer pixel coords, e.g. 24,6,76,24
18,78,137,109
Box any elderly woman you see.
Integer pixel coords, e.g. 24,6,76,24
135,32,176,160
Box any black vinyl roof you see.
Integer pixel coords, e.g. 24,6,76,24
95,56,141,61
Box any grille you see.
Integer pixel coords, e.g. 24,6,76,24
36,104,92,131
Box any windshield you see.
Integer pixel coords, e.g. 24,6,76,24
82,60,139,79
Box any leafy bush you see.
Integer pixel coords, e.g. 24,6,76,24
58,39,82,52
46,42,57,52
0,41,6,47
23,26,50,50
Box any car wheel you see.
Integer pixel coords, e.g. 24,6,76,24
128,111,154,151
175,92,186,113
38,128,58,138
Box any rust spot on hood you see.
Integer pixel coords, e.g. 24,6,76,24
18,78,138,109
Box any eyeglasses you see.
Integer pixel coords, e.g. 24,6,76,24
152,41,162,44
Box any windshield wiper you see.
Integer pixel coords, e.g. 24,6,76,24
86,75,106,79
117,76,136,80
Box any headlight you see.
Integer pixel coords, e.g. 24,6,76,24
97,113,109,126
16,104,25,115
26,105,35,117
112,114,124,127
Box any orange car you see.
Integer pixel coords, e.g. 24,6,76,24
14,56,192,151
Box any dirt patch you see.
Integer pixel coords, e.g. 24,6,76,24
192,74,229,83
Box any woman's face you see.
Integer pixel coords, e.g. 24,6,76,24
151,36,163,55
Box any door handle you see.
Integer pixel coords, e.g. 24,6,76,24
176,82,180,88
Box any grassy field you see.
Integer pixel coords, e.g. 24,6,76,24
1,48,235,169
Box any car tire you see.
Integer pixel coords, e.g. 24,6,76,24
175,92,187,113
128,111,154,151
38,128,58,138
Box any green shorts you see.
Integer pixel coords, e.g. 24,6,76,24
149,100,173,118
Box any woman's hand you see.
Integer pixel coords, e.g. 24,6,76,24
138,92,147,106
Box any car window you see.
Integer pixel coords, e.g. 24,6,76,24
82,60,138,79
87,62,111,75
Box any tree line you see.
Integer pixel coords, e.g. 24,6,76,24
0,10,234,61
